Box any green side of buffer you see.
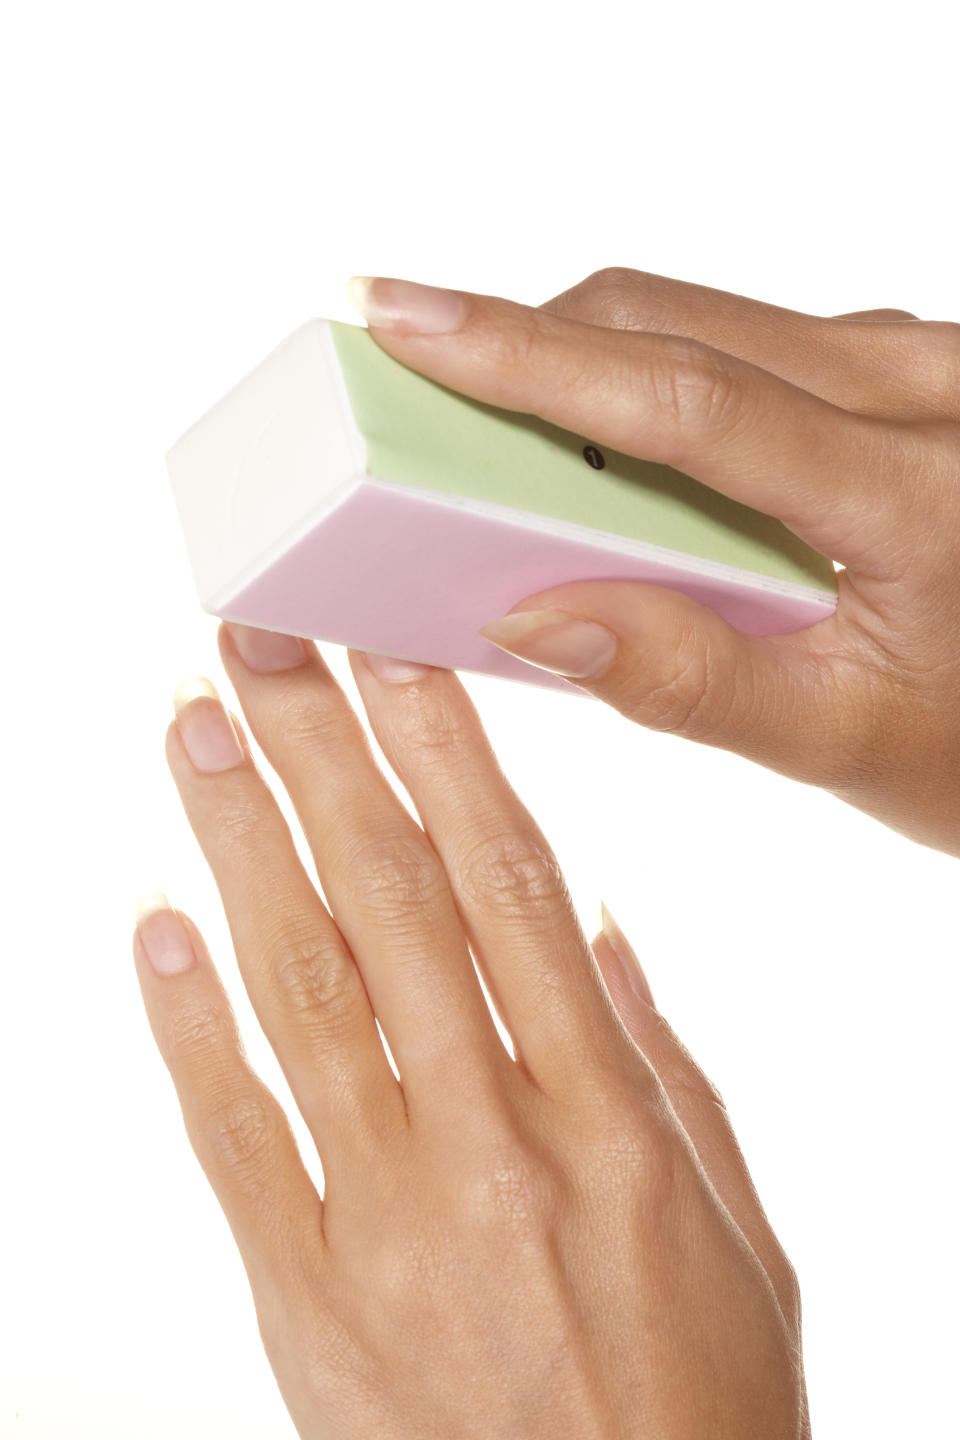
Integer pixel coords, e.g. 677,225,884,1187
329,319,837,593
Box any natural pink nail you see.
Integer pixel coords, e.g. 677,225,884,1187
133,893,197,976
173,677,244,772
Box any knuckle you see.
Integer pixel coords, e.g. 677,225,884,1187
576,266,654,325
581,1099,683,1215
276,694,349,759
389,687,473,760
455,1139,560,1234
647,338,749,440
214,802,274,857
584,265,638,288
637,653,710,733
167,999,235,1060
500,304,559,376
629,623,724,737
365,1222,451,1303
269,927,356,1032
455,829,569,919
203,1090,283,1181
346,832,447,913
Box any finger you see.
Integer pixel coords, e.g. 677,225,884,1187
132,896,324,1293
477,577,847,786
590,912,798,1322
217,623,511,1111
537,269,948,422
831,308,920,321
167,678,405,1179
346,649,632,1095
347,275,923,572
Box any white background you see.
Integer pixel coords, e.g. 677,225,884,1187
2,2,957,1435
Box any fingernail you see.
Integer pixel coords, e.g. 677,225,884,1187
362,650,434,683
345,276,466,336
223,621,308,673
599,901,655,1009
478,609,618,679
133,893,197,976
173,676,244,772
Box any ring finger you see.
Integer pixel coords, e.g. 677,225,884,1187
167,676,405,1180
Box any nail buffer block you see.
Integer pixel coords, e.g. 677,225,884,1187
165,318,838,696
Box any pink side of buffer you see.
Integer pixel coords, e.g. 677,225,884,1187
218,481,837,696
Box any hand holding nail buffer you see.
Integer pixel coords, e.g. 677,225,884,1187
164,319,838,696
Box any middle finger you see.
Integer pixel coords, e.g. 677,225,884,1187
217,621,512,1111
347,647,627,1096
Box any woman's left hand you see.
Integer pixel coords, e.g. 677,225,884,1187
133,622,808,1439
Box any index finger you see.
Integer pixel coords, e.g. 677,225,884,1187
346,275,921,578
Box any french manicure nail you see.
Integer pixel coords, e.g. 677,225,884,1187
223,622,308,673
173,676,244,772
345,276,466,335
133,893,197,976
478,609,618,678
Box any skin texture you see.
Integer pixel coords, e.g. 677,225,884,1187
135,627,809,1438
135,271,959,1434
349,269,960,857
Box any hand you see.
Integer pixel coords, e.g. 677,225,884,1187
134,624,808,1439
345,269,960,857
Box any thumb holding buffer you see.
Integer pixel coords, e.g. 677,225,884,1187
477,575,832,777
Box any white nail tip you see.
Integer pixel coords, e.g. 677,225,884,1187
133,891,172,927
599,899,625,949
173,676,219,711
345,276,374,319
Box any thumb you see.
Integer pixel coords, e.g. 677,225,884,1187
478,578,829,778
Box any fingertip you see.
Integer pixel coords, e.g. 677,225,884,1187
132,897,199,977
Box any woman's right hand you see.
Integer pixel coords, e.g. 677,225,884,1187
348,270,960,856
